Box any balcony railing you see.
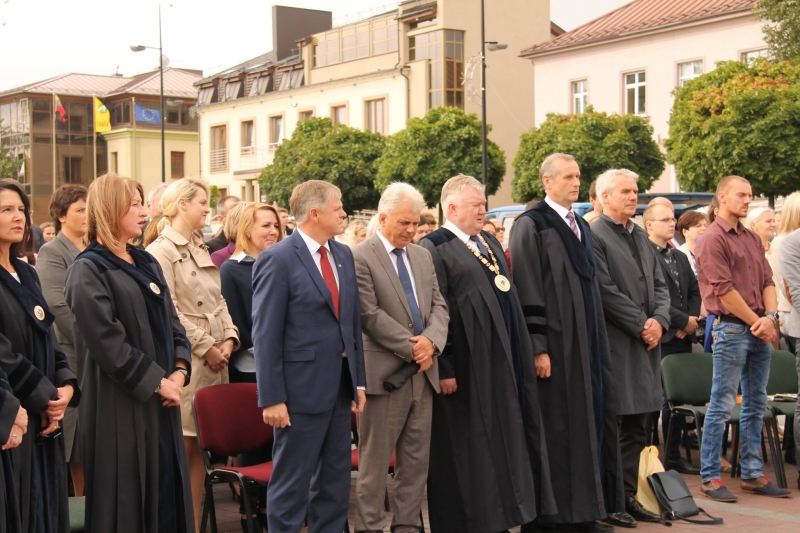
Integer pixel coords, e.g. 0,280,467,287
210,149,228,172
237,143,280,172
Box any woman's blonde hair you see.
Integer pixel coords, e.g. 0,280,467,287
157,177,210,233
341,220,367,247
86,173,144,249
234,203,282,258
744,206,774,232
779,192,800,236
222,202,249,242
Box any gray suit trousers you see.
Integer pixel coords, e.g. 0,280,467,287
355,373,433,533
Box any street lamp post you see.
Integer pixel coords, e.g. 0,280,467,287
130,4,166,183
480,0,507,203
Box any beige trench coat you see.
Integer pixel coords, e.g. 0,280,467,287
147,225,239,435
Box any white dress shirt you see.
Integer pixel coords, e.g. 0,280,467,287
443,219,482,254
545,196,581,240
377,228,419,304
295,226,339,288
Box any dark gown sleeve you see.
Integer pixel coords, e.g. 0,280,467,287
508,216,549,356
65,259,167,403
419,238,455,381
0,329,57,413
0,371,20,444
51,329,80,407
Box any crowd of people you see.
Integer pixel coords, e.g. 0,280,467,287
0,151,799,533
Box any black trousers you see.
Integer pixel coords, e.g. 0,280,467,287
618,413,649,498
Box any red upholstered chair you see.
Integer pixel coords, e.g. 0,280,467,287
193,383,274,533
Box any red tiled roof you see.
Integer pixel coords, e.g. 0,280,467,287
521,0,758,57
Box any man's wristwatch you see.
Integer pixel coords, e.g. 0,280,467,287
766,311,779,328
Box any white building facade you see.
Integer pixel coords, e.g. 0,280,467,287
521,0,767,193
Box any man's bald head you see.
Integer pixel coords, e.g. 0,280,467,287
647,196,674,212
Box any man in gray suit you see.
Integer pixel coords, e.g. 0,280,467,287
779,226,800,488
352,183,449,533
590,168,671,524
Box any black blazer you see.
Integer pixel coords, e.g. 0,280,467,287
654,245,701,344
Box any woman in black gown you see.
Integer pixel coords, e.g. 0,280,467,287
0,179,79,533
65,173,194,533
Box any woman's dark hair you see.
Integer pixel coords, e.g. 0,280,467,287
0,179,33,261
677,210,707,238
49,184,88,233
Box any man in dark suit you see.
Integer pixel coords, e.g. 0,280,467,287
252,180,366,533
643,203,702,475
352,183,449,533
590,169,671,524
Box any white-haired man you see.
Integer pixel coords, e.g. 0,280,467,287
419,174,556,533
352,182,449,533
590,169,671,524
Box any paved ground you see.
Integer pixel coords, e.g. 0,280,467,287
208,432,800,533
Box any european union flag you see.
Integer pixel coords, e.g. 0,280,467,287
135,104,161,124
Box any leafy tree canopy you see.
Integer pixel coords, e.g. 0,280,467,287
665,60,800,203
375,107,505,207
258,117,384,212
755,0,800,61
512,107,664,203
0,119,23,179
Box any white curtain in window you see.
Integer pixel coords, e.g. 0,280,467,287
225,81,243,101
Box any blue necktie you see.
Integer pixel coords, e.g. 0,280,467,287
392,249,423,336
470,235,489,257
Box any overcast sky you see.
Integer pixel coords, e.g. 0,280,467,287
0,0,631,92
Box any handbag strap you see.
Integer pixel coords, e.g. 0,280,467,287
662,508,723,525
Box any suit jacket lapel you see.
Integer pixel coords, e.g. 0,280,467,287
370,235,413,321
292,232,338,319
330,240,347,320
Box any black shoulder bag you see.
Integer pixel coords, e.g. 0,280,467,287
648,470,723,525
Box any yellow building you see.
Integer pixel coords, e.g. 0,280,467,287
0,68,201,222
196,1,560,207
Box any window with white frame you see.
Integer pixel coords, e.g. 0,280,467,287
572,80,588,114
625,71,646,115
365,99,386,135
269,116,283,144
678,60,703,86
741,49,768,64
241,120,255,155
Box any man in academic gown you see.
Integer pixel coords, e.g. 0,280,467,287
420,174,556,533
510,154,627,533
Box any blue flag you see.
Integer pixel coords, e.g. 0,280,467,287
135,104,161,124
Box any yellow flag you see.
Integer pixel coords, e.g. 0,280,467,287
94,97,111,132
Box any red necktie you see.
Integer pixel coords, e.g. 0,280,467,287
318,246,339,319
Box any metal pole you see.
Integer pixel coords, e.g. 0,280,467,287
480,0,489,197
159,4,166,183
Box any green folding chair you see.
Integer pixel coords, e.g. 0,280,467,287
764,349,797,487
661,353,785,487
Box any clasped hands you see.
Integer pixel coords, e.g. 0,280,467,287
675,316,701,340
751,316,777,345
410,334,434,373
157,369,188,408
204,339,235,373
640,318,663,351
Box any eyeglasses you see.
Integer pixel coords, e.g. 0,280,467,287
654,218,677,224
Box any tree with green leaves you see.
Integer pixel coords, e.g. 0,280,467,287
754,0,800,61
258,117,384,212
665,60,800,205
512,107,665,203
375,106,505,208
0,119,22,179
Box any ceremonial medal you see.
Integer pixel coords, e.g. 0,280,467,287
33,305,45,321
149,282,161,295
495,274,511,292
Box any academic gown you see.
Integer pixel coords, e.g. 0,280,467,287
510,208,625,524
0,370,22,533
420,229,556,533
65,244,195,533
0,261,80,533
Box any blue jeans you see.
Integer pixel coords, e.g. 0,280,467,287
700,322,772,483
